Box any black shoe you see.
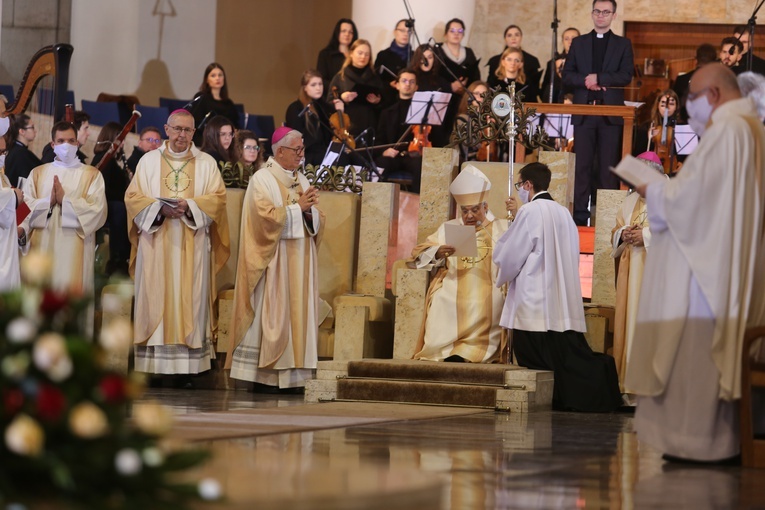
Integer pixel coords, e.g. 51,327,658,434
444,355,466,363
251,382,281,394
173,375,195,389
279,387,305,395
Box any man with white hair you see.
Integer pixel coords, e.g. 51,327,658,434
125,109,229,384
413,165,509,363
227,127,325,392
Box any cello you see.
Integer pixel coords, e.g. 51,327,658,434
330,87,356,150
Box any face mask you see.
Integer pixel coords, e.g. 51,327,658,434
686,93,713,137
0,116,9,137
0,155,5,168
53,143,78,164
517,185,530,204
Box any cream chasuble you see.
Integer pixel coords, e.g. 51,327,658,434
0,172,21,291
610,192,651,390
412,213,508,362
227,157,325,388
22,162,106,295
626,97,765,461
126,143,229,375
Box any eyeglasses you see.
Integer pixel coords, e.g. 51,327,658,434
21,125,36,131
399,78,416,85
167,125,195,134
243,145,260,151
514,181,526,190
141,137,161,144
592,9,613,16
282,146,305,155
449,28,464,34
218,131,234,138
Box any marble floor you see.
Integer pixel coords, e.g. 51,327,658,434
143,388,765,510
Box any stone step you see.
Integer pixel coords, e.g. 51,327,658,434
346,359,519,386
336,379,499,408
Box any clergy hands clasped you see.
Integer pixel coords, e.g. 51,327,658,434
622,225,644,247
50,176,65,206
298,186,319,212
585,73,603,91
160,198,189,219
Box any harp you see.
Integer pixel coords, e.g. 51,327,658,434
4,43,74,120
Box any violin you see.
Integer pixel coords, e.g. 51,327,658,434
408,125,432,154
330,86,356,150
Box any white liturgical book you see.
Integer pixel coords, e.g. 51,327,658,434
610,155,667,189
444,223,478,257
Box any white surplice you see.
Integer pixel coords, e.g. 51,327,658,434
493,194,586,333
22,161,107,295
0,172,20,291
626,97,765,461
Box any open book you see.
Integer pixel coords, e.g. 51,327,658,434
610,155,667,189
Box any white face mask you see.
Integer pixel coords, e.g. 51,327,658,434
686,93,713,137
53,143,79,164
517,185,530,204
0,116,9,137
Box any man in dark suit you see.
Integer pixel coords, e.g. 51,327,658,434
376,69,422,193
562,0,634,226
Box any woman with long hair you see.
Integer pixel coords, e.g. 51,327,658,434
190,62,240,144
410,44,451,93
200,115,236,169
91,121,130,276
487,25,542,102
327,39,383,138
223,129,262,189
316,18,359,90
285,69,344,167
490,47,533,99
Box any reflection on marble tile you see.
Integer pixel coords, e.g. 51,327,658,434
133,387,765,510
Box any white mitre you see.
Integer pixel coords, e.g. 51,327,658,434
449,164,491,206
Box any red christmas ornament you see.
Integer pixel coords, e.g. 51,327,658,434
99,375,126,404
2,388,24,417
39,290,69,315
36,384,66,422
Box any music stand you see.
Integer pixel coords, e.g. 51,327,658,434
674,124,699,155
406,91,451,126
542,113,573,139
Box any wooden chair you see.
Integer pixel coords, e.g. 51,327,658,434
740,325,765,468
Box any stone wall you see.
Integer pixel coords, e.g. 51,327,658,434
0,0,71,86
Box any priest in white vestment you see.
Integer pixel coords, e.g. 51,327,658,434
610,152,664,391
413,165,508,363
126,109,229,377
226,127,325,391
22,121,107,295
494,162,622,412
0,123,25,292
626,64,765,463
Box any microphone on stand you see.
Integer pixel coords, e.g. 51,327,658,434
354,127,372,143
197,111,215,133
298,103,313,118
182,95,203,110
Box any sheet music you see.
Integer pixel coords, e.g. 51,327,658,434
406,91,452,126
610,155,667,189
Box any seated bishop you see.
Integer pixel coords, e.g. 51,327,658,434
412,165,509,363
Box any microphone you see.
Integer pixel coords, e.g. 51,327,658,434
427,37,441,48
298,103,312,118
354,127,371,143
182,95,203,110
197,111,215,132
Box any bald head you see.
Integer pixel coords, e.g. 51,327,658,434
689,63,741,111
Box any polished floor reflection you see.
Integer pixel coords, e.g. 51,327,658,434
141,388,765,509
